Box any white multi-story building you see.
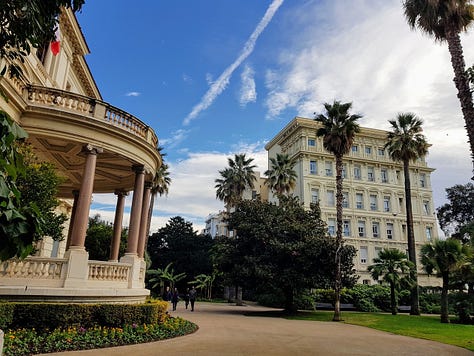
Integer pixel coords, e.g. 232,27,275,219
265,117,440,286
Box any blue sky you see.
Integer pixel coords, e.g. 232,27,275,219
76,0,473,233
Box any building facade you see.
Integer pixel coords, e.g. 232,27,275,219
265,117,440,286
0,9,161,303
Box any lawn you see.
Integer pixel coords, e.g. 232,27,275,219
288,311,474,351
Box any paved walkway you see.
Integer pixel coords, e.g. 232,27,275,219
44,302,472,356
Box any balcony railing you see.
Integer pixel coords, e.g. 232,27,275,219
24,85,158,148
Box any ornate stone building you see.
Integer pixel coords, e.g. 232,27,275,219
0,9,161,302
265,117,440,286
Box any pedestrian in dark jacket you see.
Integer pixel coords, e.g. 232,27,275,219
184,288,190,309
171,287,179,311
189,286,197,311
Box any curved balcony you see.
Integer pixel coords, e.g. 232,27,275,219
20,85,161,197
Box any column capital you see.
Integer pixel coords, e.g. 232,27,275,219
132,164,145,174
82,144,103,155
144,181,153,190
114,189,129,197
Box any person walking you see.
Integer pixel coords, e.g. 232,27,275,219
171,287,179,311
189,286,197,311
184,288,190,310
163,286,172,302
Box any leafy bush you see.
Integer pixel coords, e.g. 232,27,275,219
0,302,14,329
4,301,168,331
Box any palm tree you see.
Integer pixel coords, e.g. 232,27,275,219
264,153,298,198
215,153,257,211
385,113,429,315
146,162,171,237
315,100,361,321
403,0,474,173
368,249,414,315
215,153,256,305
421,238,465,323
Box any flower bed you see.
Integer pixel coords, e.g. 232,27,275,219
3,317,197,355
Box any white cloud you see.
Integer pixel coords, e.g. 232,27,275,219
183,0,284,125
91,144,268,234
159,129,190,149
264,0,473,205
182,73,192,83
125,91,140,97
239,64,257,106
206,73,214,86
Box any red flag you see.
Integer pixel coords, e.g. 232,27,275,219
51,28,60,56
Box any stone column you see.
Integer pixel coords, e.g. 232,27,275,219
69,145,102,248
137,182,152,259
109,190,128,262
125,165,145,256
63,145,102,288
65,190,79,251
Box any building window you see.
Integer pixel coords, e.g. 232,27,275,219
311,188,319,203
327,190,335,207
358,221,366,237
342,164,347,178
328,218,336,236
367,166,375,182
252,190,257,199
426,226,432,241
378,148,385,156
362,279,371,285
308,138,316,147
420,173,426,188
365,146,372,155
360,246,368,264
374,247,382,259
423,200,430,215
370,194,377,211
354,165,361,180
386,223,393,240
342,192,349,208
310,160,317,174
325,161,333,176
383,196,391,212
352,145,358,153
356,193,363,209
372,222,380,238
343,220,351,237
381,168,388,183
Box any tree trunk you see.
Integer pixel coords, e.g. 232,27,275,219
445,28,474,175
404,159,420,315
333,154,344,322
390,282,397,315
284,287,296,314
441,274,450,323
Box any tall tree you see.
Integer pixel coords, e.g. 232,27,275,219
437,182,474,243
403,0,474,173
146,160,171,236
0,0,84,76
215,153,257,211
217,196,356,313
368,249,414,315
315,100,361,321
421,238,465,323
265,153,297,197
147,216,213,285
85,214,127,261
385,113,429,315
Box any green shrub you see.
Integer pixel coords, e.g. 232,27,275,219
0,302,14,329
8,301,169,331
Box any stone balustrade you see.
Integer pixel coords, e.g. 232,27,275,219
0,257,66,280
88,261,130,282
25,85,158,148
